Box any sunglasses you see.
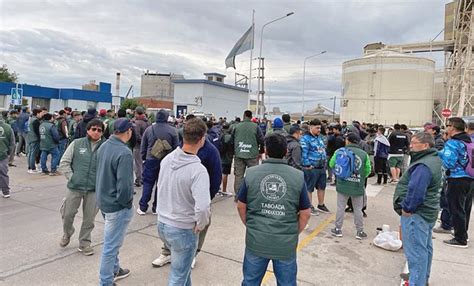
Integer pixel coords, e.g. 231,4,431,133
90,127,103,133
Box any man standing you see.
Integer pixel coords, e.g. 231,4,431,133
156,118,211,285
58,119,104,256
388,123,410,183
237,134,311,285
74,108,97,139
374,127,390,185
0,117,15,198
329,132,371,239
231,110,264,197
285,125,303,170
219,122,234,196
439,117,473,248
326,124,345,185
56,110,69,159
152,115,221,268
301,119,330,214
39,113,61,175
96,118,134,285
138,109,178,215
132,106,150,187
16,106,30,156
282,113,292,133
27,108,44,174
393,132,442,285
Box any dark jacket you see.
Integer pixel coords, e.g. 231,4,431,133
74,112,96,139
140,110,179,160
96,135,134,213
327,134,345,157
388,130,410,154
197,139,223,200
285,135,302,170
133,115,151,145
434,134,445,151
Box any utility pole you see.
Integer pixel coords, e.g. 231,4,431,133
332,96,336,122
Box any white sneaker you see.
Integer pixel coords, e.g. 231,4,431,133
220,192,234,197
191,257,196,269
136,208,146,215
152,254,171,267
27,169,40,174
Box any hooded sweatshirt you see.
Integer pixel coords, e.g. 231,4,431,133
74,109,97,139
374,134,390,158
140,110,179,160
157,147,211,230
438,132,472,179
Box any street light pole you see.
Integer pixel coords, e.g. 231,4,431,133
257,11,294,118
302,51,326,121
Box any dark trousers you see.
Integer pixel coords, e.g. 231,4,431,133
446,178,473,243
439,182,452,230
374,156,388,184
139,158,160,212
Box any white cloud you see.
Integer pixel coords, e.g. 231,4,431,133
0,0,447,112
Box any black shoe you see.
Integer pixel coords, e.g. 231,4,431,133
345,207,353,213
362,210,367,217
114,268,130,281
317,204,331,213
443,238,468,248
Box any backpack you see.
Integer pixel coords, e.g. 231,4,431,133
334,147,358,180
462,142,474,177
150,127,172,160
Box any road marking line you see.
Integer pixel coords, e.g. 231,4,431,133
261,214,336,285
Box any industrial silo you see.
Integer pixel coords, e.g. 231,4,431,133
341,51,435,126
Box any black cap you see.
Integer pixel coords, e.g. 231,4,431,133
345,132,361,144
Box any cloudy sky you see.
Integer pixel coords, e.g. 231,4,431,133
0,0,447,112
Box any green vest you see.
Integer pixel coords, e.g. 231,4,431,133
27,117,39,143
393,148,442,223
334,144,369,196
245,158,305,260
39,121,58,150
0,121,13,161
283,123,292,133
67,137,103,192
233,119,260,159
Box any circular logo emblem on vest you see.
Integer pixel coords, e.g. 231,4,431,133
260,174,287,202
355,155,362,170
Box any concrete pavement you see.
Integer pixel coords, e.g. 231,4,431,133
0,155,472,285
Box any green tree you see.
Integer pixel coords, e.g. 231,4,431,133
0,64,18,82
121,98,140,110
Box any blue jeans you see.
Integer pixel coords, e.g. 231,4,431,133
401,214,434,286
40,147,60,172
158,222,198,286
27,142,40,170
99,207,133,286
242,248,297,286
58,138,68,160
139,158,160,212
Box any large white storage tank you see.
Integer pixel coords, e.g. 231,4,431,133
341,51,435,126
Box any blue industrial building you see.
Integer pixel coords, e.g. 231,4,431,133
0,81,112,111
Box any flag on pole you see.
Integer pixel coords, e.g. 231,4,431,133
225,25,254,69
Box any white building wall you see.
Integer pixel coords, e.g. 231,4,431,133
173,84,205,116
202,84,247,119
68,100,89,111
97,102,112,110
173,83,248,119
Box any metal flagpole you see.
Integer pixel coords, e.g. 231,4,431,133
248,10,255,109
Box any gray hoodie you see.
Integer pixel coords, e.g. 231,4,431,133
157,147,211,230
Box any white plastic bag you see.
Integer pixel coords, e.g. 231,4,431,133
373,231,402,251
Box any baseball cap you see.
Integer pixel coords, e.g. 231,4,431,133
99,109,107,116
113,118,133,133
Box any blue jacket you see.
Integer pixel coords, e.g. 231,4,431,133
438,132,472,178
300,132,327,168
17,112,30,133
197,139,222,200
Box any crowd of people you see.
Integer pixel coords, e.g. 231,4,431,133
0,106,473,286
